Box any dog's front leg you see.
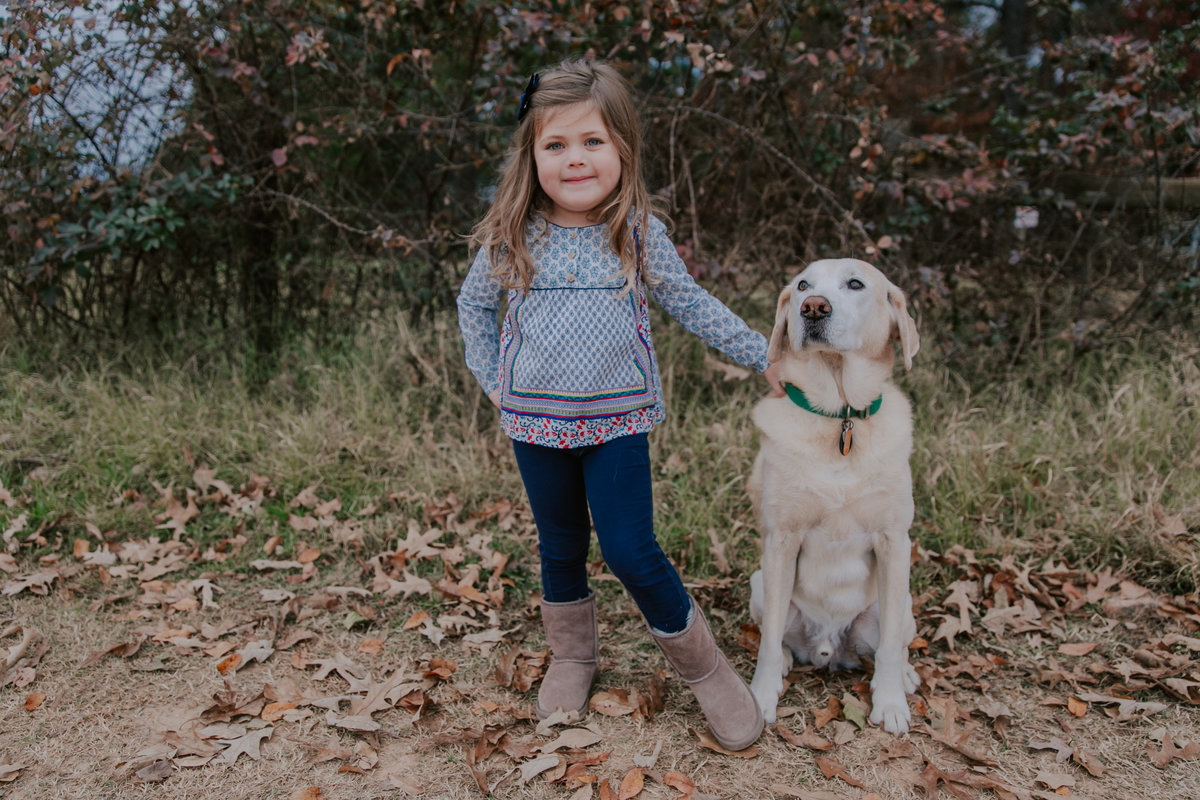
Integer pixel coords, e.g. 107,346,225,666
868,531,919,734
749,531,802,724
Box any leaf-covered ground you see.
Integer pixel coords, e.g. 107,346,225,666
2,471,1199,800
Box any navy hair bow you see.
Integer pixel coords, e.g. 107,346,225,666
517,72,540,124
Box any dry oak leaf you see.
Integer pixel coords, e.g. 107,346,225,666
898,760,972,800
768,784,842,800
815,755,867,789
1029,737,1074,762
1072,746,1108,777
286,788,323,800
79,637,144,668
812,695,842,729
663,772,696,796
590,688,639,717
1073,691,1168,721
633,739,663,768
1034,770,1075,790
2,569,58,596
135,759,173,783
386,772,426,795
250,558,304,571
691,727,760,757
539,728,603,753
773,722,833,752
375,569,433,598
1162,676,1200,705
0,760,22,783
325,712,380,733
1147,733,1200,768
214,726,274,764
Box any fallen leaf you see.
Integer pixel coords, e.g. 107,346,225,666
1073,746,1108,777
287,788,323,800
1073,691,1168,721
774,723,833,752
812,696,842,729
1067,696,1087,717
815,755,866,789
1034,770,1075,790
840,691,868,730
216,653,242,675
250,559,304,571
663,772,696,796
1147,733,1200,768
325,712,380,732
1058,642,1099,657
518,753,562,784
135,759,173,783
358,638,385,655
768,784,842,800
0,760,23,783
79,638,144,668
261,702,296,722
1029,737,1074,762
2,569,58,596
618,766,645,799
386,773,426,795
692,727,760,757
23,692,44,711
540,728,603,753
590,689,638,717
214,726,273,764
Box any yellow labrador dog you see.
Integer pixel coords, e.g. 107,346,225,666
747,258,921,734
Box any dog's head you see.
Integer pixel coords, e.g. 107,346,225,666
766,258,920,370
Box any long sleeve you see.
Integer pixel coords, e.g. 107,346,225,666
456,247,504,395
642,218,769,373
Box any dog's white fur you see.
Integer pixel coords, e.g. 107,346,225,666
747,258,921,734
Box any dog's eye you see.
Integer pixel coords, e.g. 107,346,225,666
797,280,810,291
847,278,865,290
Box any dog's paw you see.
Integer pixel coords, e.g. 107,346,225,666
868,688,911,734
901,662,920,694
749,671,783,724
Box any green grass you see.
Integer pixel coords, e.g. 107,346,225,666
2,313,1197,594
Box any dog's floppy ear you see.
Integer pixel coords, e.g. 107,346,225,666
767,284,794,362
887,285,920,370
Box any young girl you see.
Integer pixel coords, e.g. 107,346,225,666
457,59,779,751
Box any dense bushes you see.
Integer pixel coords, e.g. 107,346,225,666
2,1,1196,371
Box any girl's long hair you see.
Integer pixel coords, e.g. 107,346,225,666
470,59,655,292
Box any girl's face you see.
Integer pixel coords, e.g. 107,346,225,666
533,102,622,227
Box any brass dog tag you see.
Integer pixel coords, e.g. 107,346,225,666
839,419,854,456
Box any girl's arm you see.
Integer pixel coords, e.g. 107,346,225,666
643,217,771,373
456,248,504,401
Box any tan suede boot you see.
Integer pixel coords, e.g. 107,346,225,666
650,597,764,751
536,592,599,719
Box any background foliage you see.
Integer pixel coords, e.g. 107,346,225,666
1,1,1197,377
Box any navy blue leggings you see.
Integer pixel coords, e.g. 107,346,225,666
511,433,691,633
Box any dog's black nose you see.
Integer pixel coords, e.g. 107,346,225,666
801,295,831,320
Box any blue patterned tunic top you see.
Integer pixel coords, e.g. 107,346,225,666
457,215,768,448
